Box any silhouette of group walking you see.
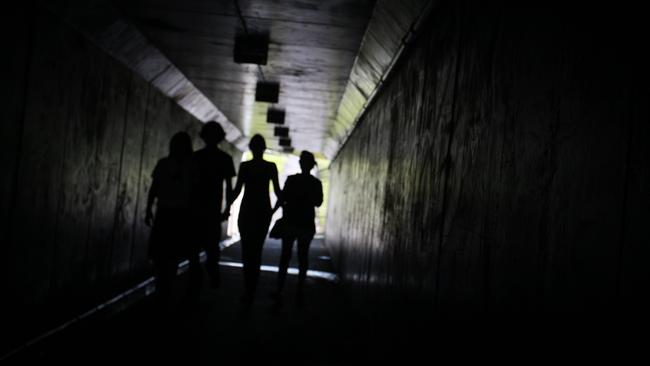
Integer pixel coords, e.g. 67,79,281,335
145,122,323,311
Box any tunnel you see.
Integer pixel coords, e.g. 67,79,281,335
1,0,648,363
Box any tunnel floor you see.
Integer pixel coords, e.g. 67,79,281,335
6,238,644,364
7,238,375,365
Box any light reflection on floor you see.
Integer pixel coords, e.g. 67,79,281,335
218,261,339,283
177,237,338,283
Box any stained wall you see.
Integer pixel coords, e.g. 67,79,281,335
0,5,238,349
326,1,649,321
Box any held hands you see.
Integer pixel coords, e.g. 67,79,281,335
271,202,283,215
220,210,230,222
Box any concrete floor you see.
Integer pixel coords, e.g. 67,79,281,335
5,238,645,365
5,238,375,365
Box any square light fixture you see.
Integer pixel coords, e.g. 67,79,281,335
256,81,280,103
233,33,269,65
278,138,292,147
267,108,285,124
273,126,289,137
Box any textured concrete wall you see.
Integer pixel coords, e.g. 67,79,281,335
0,5,237,349
326,1,649,321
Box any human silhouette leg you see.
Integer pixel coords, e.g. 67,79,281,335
238,214,270,304
276,236,296,295
153,257,176,311
240,236,255,302
204,229,221,288
241,230,266,302
186,250,203,300
197,212,221,289
296,235,313,305
249,233,265,294
149,208,179,310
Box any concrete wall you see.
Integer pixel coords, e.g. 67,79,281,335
326,0,649,322
0,5,236,349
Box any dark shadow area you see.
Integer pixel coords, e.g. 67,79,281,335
2,1,649,363
2,239,373,365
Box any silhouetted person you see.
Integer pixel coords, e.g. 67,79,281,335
189,122,236,296
272,151,323,305
145,132,198,310
230,134,281,304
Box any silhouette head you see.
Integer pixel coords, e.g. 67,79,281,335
200,122,226,146
169,131,193,159
299,151,316,173
249,134,266,159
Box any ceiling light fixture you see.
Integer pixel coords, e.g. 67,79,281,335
279,138,292,147
233,33,269,65
256,81,280,103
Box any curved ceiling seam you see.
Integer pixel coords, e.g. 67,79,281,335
324,0,438,162
47,1,248,151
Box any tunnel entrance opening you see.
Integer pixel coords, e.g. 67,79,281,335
226,150,329,239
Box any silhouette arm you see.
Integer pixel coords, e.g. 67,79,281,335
145,178,158,227
222,155,237,220
270,166,283,214
225,176,233,199
271,181,284,214
271,165,282,200
230,172,244,206
273,171,291,213
221,177,233,221
314,180,323,207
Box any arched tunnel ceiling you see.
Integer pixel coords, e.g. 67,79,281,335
115,0,376,156
52,0,432,159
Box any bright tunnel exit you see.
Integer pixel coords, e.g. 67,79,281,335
226,150,330,239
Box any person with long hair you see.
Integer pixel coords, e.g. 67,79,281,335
145,131,198,310
230,134,281,304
